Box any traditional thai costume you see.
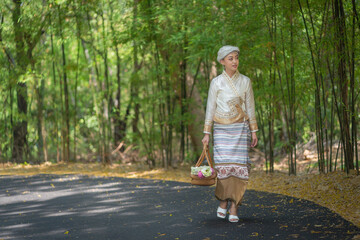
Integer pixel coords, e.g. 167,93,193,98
204,66,258,206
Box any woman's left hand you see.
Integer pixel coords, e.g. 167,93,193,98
251,132,258,148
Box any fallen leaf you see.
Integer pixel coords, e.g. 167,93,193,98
288,234,299,238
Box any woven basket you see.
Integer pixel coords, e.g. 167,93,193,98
190,146,217,186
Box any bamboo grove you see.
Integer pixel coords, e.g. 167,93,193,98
0,0,359,174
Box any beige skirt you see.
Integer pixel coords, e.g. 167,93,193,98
215,176,248,206
213,122,251,206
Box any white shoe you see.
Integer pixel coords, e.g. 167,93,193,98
216,206,227,219
228,215,239,223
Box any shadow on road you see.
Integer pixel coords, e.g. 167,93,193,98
0,175,358,239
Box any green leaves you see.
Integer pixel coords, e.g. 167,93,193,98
0,0,358,171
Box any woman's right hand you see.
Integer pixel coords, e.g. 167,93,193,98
202,134,210,146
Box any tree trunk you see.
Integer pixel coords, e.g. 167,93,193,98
298,0,326,173
100,10,110,165
11,0,28,163
73,4,82,162
109,1,127,146
180,51,187,163
333,0,354,172
289,0,296,175
58,5,70,162
186,74,205,157
12,83,28,163
36,68,48,163
49,17,60,163
131,0,140,137
351,0,359,174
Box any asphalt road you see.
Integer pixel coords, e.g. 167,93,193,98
0,174,359,240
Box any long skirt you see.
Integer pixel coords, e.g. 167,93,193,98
213,122,251,206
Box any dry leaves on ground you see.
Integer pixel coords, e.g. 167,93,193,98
247,170,360,228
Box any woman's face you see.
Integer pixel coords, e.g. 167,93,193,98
220,51,239,73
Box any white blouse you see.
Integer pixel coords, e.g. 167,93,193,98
203,70,258,134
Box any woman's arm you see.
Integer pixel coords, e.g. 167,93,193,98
203,80,217,135
251,132,258,148
202,134,210,146
245,79,258,133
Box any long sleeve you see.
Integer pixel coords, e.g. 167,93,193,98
245,80,258,132
203,79,218,134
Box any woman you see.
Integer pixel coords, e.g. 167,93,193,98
202,45,258,223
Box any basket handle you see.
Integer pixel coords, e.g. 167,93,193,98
195,145,214,168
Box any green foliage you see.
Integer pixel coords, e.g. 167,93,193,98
0,0,358,173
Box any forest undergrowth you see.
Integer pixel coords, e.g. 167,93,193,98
1,157,359,229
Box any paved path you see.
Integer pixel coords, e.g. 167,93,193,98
0,175,359,240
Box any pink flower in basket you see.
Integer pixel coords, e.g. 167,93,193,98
198,171,205,179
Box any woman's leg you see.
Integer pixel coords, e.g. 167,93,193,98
228,201,238,220
217,200,228,218
219,200,227,209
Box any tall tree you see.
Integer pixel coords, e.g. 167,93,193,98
333,0,354,172
109,0,128,147
58,4,70,162
131,0,141,137
10,0,48,163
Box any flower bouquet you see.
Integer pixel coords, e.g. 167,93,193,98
191,166,215,178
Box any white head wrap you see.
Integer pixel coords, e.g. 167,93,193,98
217,45,240,63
